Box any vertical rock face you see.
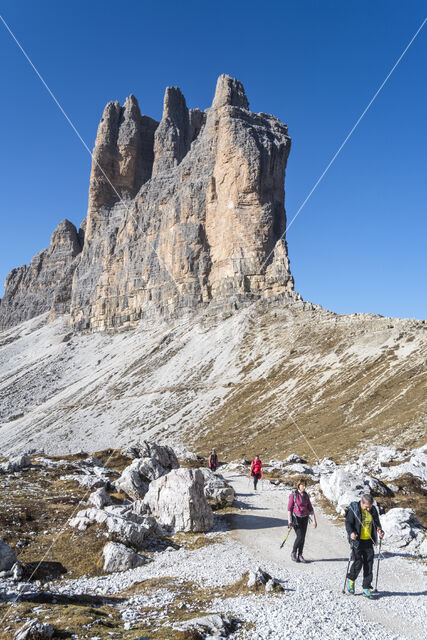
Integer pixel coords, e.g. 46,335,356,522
152,87,191,175
1,74,300,331
0,220,82,328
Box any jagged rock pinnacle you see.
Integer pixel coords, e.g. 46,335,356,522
211,74,249,110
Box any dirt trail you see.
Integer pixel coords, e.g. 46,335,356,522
224,472,426,640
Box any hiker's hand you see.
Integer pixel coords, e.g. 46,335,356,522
313,520,317,529
378,529,384,539
350,532,358,540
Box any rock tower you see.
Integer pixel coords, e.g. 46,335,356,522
0,75,299,331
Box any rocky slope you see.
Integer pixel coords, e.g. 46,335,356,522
0,304,425,460
0,74,298,331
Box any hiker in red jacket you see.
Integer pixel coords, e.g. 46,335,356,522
250,455,262,490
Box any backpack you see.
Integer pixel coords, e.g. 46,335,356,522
290,489,308,524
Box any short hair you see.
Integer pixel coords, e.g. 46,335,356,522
361,493,374,505
296,478,307,489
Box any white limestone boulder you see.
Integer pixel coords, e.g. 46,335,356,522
199,468,235,507
116,441,179,499
144,468,213,532
381,508,425,553
69,504,162,549
88,486,113,508
102,541,148,572
320,468,370,514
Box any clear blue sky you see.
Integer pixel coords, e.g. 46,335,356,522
0,0,426,319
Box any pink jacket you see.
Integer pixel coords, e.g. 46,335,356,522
288,491,313,517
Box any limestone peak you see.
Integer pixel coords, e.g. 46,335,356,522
211,74,249,110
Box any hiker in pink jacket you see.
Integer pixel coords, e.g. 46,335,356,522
288,479,317,562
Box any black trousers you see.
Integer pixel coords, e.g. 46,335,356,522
251,472,261,489
292,515,309,555
348,540,374,588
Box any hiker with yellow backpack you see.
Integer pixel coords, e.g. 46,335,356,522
345,493,384,598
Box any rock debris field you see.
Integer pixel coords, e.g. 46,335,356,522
0,442,426,639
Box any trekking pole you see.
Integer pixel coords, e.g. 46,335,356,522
342,544,353,594
373,539,382,593
280,527,292,549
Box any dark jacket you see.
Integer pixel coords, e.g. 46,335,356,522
345,500,382,545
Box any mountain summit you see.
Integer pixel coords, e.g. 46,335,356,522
0,74,300,331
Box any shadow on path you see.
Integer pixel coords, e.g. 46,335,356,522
310,557,350,563
376,590,427,599
227,513,285,530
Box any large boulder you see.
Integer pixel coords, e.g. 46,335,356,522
116,441,179,498
200,468,235,507
144,468,213,532
0,454,31,474
69,504,162,549
320,469,369,514
0,539,18,572
102,541,148,572
381,508,425,553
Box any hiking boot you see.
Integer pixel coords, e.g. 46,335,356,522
291,552,299,562
298,554,307,563
347,579,355,594
363,588,373,598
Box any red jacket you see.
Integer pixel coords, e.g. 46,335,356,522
251,458,262,477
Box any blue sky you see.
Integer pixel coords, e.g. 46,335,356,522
0,0,426,318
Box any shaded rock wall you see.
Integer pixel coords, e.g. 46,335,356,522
0,220,83,328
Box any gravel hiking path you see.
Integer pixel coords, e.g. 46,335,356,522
223,472,426,640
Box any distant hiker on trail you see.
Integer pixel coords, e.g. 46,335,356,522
208,449,218,472
345,493,384,598
250,455,262,490
288,479,317,563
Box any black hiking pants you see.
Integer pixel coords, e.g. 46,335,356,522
348,540,374,588
252,472,261,489
292,515,309,556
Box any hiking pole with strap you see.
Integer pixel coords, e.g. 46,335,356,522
342,544,353,594
280,527,292,549
373,538,382,593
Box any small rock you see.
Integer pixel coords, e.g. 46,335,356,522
88,486,113,508
102,542,148,572
14,620,54,640
178,613,239,638
0,539,18,572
